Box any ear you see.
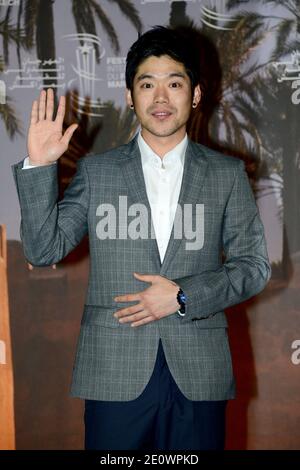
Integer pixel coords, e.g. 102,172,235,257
192,84,201,107
126,88,133,108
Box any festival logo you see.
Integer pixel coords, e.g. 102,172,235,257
63,33,107,117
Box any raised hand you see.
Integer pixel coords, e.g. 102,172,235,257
27,88,78,166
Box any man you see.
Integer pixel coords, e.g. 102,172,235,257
12,26,271,450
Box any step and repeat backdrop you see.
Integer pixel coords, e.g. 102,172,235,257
0,0,299,449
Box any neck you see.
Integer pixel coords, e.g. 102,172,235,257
141,128,186,158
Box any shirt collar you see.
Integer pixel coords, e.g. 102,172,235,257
137,130,187,170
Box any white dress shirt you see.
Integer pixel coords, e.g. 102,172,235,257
137,131,187,264
23,131,188,264
22,157,39,168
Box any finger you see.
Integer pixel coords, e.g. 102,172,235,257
114,293,140,302
131,316,155,327
114,304,143,319
45,88,54,121
30,100,38,125
119,310,148,323
38,89,46,121
55,95,66,127
60,123,78,147
133,272,156,282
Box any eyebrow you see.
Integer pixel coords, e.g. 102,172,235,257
136,72,187,82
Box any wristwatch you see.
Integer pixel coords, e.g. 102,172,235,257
176,287,186,317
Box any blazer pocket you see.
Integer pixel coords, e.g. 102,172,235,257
192,311,228,329
81,304,120,328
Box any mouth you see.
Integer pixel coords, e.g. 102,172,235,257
151,111,173,121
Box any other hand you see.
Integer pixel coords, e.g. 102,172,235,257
27,88,78,166
113,272,180,327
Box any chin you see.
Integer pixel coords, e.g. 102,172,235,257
144,124,182,138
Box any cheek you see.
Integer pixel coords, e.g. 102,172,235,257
175,97,192,114
135,102,148,116
133,95,150,111
174,91,192,105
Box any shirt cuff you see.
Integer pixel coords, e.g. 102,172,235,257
22,157,57,169
177,310,186,317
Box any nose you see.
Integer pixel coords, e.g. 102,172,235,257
153,84,169,104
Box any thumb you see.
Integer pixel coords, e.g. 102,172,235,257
134,272,156,283
61,123,78,146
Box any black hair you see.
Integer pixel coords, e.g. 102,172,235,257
125,25,200,94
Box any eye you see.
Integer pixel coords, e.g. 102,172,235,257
141,83,153,89
170,82,182,88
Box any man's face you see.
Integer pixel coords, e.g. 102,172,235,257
126,55,201,141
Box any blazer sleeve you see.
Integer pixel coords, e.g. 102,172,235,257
11,158,89,266
173,159,271,323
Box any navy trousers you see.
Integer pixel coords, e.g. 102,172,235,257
84,338,227,450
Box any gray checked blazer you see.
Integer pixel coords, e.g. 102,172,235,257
12,134,271,401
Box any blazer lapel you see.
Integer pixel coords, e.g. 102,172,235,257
117,134,162,270
159,138,208,275
117,135,208,274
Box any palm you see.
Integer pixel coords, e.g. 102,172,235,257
28,121,63,161
27,88,78,165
